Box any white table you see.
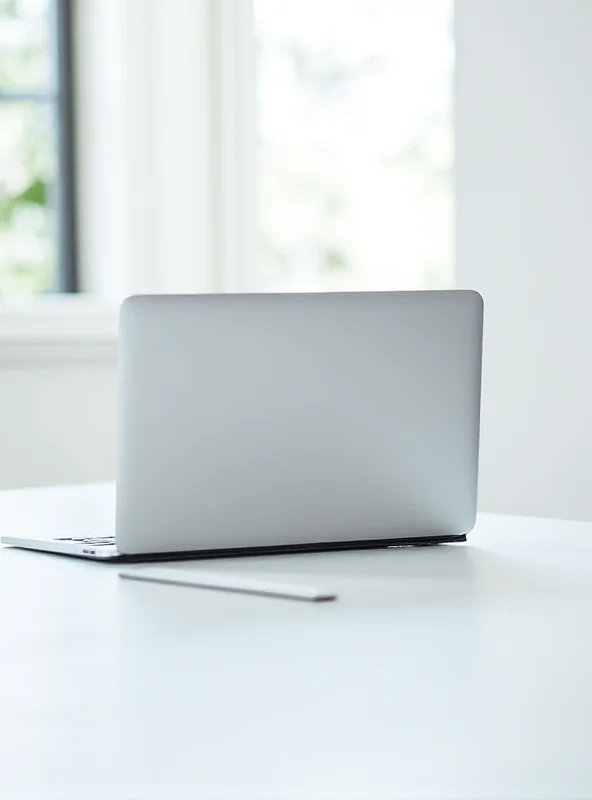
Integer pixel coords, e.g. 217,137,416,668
1,483,592,800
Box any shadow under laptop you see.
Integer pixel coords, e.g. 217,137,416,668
116,538,557,628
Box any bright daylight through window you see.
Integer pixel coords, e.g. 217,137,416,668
256,0,453,292
0,0,75,297
0,0,452,299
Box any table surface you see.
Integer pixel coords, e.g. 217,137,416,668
1,483,592,800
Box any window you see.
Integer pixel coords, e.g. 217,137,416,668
0,0,453,307
255,0,453,292
0,0,76,297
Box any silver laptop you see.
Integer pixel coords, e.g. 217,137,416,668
2,290,483,561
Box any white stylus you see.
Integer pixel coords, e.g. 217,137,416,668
119,567,337,602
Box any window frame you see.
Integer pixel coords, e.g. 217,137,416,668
54,0,78,293
0,0,78,294
1,0,254,312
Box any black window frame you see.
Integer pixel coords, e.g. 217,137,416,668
0,0,78,293
54,0,77,292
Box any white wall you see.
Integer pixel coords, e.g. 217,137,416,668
456,0,592,520
0,358,117,489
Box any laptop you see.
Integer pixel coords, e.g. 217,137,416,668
1,290,483,561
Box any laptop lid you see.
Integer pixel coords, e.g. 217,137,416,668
115,291,483,555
